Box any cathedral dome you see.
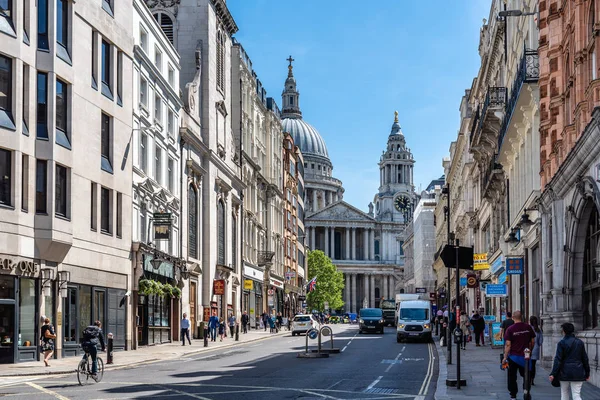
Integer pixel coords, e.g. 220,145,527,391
282,118,329,159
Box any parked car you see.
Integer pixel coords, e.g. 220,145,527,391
358,308,385,334
291,314,319,336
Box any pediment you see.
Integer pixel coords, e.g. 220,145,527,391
139,178,158,195
308,201,375,223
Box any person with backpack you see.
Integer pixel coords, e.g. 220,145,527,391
82,320,105,379
549,322,590,400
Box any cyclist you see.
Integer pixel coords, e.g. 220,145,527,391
82,320,106,379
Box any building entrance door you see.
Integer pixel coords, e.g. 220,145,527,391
0,303,15,364
190,281,197,338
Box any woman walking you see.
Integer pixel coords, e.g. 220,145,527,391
549,322,590,400
529,316,543,386
40,318,56,367
459,311,470,350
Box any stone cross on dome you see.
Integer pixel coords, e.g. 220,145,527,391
287,55,295,76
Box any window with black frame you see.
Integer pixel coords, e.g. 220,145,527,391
583,205,600,329
0,148,11,206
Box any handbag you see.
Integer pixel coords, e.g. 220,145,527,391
552,340,575,387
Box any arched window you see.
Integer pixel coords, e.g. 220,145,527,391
153,12,174,45
217,200,226,265
188,185,198,259
583,204,600,329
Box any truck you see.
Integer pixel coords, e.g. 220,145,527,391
395,294,432,343
379,299,396,326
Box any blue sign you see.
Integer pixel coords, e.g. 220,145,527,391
490,256,504,274
492,322,503,346
498,271,507,284
460,277,467,286
483,315,496,323
485,284,508,297
506,257,524,275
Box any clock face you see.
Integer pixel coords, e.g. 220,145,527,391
394,196,410,212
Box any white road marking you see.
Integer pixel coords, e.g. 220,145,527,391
155,384,212,400
418,342,435,396
385,350,404,372
366,375,383,390
26,382,71,400
341,345,347,352
326,379,344,390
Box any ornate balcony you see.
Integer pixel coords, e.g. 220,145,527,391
481,155,505,201
471,87,506,159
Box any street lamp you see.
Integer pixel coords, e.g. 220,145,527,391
150,256,163,270
498,8,539,27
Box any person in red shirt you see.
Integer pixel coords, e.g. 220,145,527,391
502,311,536,400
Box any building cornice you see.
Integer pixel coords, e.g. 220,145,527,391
210,0,238,35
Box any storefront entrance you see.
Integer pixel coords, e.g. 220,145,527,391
0,303,15,364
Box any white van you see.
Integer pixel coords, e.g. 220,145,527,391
396,299,432,343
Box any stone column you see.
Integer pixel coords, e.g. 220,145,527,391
330,227,336,259
370,229,375,260
351,228,356,260
345,227,350,260
345,273,350,309
383,275,388,300
351,274,357,313
310,226,316,250
370,274,375,307
325,226,329,256
364,274,369,308
363,228,369,260
312,189,318,211
389,275,395,294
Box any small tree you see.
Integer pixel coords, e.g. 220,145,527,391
306,250,344,312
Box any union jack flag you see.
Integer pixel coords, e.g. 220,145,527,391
307,276,317,292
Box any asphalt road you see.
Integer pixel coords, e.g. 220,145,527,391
0,324,438,399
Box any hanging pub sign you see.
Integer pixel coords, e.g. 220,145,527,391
213,279,225,295
467,273,478,288
153,212,172,241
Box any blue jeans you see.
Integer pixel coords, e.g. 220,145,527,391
210,326,217,341
83,344,98,374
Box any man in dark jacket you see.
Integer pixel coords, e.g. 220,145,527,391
82,320,105,378
241,311,249,334
550,322,590,398
470,312,486,346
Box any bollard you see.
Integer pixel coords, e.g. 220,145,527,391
204,327,209,347
523,348,532,400
106,333,114,364
235,323,239,341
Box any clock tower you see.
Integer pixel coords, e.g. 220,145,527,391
374,111,416,223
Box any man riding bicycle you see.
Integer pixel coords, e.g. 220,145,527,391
82,320,106,378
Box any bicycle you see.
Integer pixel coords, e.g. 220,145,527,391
77,347,104,385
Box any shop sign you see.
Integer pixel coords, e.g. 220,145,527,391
492,322,503,346
243,264,264,282
498,271,507,284
244,279,253,290
467,274,478,288
460,277,467,286
268,289,274,296
203,308,211,322
269,277,284,289
213,279,225,296
285,271,296,280
268,295,274,306
506,257,524,275
490,256,504,275
485,284,508,297
0,256,39,275
298,295,306,301
483,315,496,323
153,213,172,241
415,287,426,293
473,253,489,270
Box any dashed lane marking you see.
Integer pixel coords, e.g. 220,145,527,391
341,345,347,352
366,375,383,391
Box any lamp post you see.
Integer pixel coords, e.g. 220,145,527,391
442,184,452,365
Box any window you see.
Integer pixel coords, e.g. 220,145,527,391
91,31,98,89
100,186,110,233
116,51,123,105
217,200,225,265
56,0,68,51
35,160,47,213
583,205,600,329
101,40,112,98
116,192,122,238
167,109,174,136
188,185,198,259
154,12,174,44
22,64,29,134
216,31,224,91
36,72,48,139
0,1,12,22
102,0,113,16
140,133,147,172
232,214,237,270
55,164,68,217
154,46,162,72
139,25,148,52
154,94,161,123
0,148,11,206
37,0,48,50
55,78,70,148
101,113,112,172
0,55,11,114
167,157,174,193
168,65,174,87
21,154,28,211
90,182,97,230
140,209,146,242
140,77,148,108
154,147,162,184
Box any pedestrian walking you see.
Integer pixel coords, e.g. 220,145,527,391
218,318,225,341
459,311,470,350
529,315,543,386
241,311,249,334
40,317,56,367
181,313,192,346
228,313,236,338
208,311,219,342
470,311,485,346
502,310,536,400
262,312,269,332
549,322,590,400
276,312,283,330
501,311,515,341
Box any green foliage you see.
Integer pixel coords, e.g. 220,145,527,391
172,287,182,298
162,283,175,297
306,250,345,312
139,279,180,297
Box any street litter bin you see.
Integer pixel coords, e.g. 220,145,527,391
198,321,205,339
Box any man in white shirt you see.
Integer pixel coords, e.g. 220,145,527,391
181,313,192,346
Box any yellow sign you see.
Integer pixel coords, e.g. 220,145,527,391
244,279,253,290
473,253,489,271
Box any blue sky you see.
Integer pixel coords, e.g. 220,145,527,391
228,0,492,211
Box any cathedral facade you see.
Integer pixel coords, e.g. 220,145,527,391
282,62,416,313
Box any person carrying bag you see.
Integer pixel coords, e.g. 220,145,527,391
549,322,590,400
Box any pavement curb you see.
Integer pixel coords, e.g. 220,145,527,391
0,329,289,377
433,336,450,400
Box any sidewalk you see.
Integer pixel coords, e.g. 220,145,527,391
0,328,288,377
433,334,600,399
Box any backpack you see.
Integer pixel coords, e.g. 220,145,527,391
83,326,99,340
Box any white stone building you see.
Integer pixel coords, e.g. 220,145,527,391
0,0,133,363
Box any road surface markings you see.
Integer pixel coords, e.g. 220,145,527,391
155,384,212,400
26,382,70,400
366,375,383,391
385,350,404,372
341,345,347,352
417,342,435,396
298,389,341,399
326,379,344,390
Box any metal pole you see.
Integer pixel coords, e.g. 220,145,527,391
445,184,452,365
455,239,461,389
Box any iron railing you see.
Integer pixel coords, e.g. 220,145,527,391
498,48,539,151
473,86,507,144
481,155,503,195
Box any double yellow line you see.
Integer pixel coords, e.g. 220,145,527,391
418,342,435,397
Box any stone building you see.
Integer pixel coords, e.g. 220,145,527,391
0,0,133,362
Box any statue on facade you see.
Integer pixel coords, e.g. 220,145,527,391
184,42,202,117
